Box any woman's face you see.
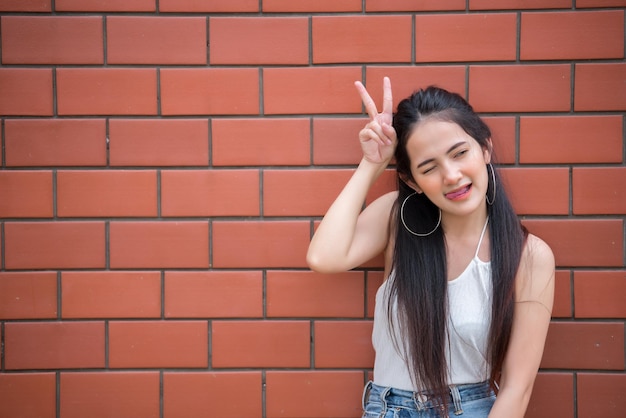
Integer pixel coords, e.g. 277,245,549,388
404,119,491,218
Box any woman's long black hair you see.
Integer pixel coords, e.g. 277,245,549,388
388,86,527,415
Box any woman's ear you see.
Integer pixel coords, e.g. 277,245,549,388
399,174,422,194
483,138,493,164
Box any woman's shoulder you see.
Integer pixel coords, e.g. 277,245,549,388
375,190,399,204
364,190,398,217
522,233,554,266
515,233,555,302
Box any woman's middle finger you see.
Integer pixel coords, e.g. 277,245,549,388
354,81,379,121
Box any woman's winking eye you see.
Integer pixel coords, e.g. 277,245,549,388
421,165,436,175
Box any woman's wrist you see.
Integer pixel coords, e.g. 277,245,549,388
358,157,390,179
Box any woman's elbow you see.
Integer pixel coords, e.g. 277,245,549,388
306,249,343,274
305,250,323,272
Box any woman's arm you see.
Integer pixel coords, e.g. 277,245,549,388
306,77,397,273
488,234,555,417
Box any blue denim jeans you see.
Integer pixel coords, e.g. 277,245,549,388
362,380,496,417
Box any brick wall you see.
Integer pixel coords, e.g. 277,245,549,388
0,1,624,417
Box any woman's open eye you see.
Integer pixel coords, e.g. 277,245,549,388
454,149,468,158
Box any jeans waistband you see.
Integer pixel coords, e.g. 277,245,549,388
362,380,494,414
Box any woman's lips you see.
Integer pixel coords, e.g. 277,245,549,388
445,184,472,200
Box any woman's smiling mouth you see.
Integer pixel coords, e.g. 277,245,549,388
445,184,472,200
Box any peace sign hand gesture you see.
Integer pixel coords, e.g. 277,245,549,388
354,76,397,165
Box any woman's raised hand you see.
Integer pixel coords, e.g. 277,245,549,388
354,76,397,165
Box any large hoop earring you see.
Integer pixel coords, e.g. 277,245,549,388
486,163,496,206
400,192,442,237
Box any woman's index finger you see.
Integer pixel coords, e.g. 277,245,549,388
354,81,379,121
382,77,393,117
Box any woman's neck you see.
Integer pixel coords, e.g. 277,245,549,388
440,205,489,241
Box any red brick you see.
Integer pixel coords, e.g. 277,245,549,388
266,270,365,318
4,119,106,167
0,272,57,319
107,16,206,65
163,372,262,418
416,14,516,62
57,170,157,217
212,221,309,268
56,0,155,11
164,271,263,318
159,0,258,12
469,65,571,112
365,66,467,112
577,373,626,417
575,271,626,319
263,0,361,12
552,270,572,318
109,221,209,269
263,67,361,114
109,119,208,166
60,372,159,418
1,16,103,64
210,17,308,65
109,321,208,368
576,0,626,8
366,0,465,11
573,168,626,215
0,171,53,218
313,16,412,63
4,222,105,270
0,373,56,418
212,118,310,166
161,169,259,217
526,373,574,418
521,11,624,60
483,117,516,164
160,68,259,115
500,167,570,215
212,321,310,368
367,271,385,318
312,117,367,165
62,271,161,319
0,69,53,116
541,322,624,370
470,0,571,9
264,169,353,216
315,321,374,368
265,371,363,417
360,248,387,270
4,322,105,370
57,68,157,115
0,0,50,12
575,63,626,111
520,115,623,164
522,219,623,268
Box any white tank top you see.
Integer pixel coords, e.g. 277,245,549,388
372,218,492,391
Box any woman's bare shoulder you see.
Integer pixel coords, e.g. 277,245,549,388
522,234,554,266
361,191,398,225
516,233,555,304
373,190,399,206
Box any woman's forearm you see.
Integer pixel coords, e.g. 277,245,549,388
488,384,533,418
306,158,388,273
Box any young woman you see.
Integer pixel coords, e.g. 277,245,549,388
307,78,555,417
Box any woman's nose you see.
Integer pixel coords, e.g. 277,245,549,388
442,164,462,184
